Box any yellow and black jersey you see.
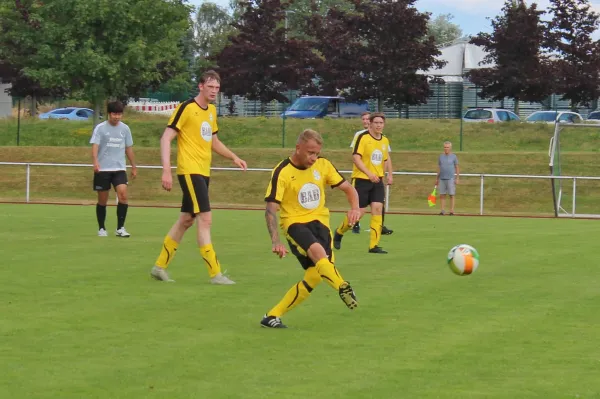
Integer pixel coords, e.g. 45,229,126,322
265,157,345,231
167,99,219,176
352,132,390,179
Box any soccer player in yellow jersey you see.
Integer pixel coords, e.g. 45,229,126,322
261,129,361,328
150,70,247,284
334,112,393,254
349,111,393,236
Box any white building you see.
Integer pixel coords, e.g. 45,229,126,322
420,40,593,118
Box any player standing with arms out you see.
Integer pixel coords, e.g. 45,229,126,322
261,129,360,328
349,112,393,235
334,112,393,254
150,70,247,284
91,101,137,237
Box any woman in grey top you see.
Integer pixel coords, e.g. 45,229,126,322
435,141,459,215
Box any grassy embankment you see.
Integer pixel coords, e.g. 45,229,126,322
1,113,599,215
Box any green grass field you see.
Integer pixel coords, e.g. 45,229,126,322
2,204,600,398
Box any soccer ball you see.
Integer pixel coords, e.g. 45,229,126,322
447,244,479,276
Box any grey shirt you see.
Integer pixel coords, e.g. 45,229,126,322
438,153,458,180
90,121,133,171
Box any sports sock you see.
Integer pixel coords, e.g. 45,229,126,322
336,215,351,235
200,243,221,278
155,235,179,269
96,204,106,230
117,203,128,229
369,215,383,249
315,258,344,290
267,268,321,318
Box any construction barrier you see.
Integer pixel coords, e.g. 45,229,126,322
127,101,180,115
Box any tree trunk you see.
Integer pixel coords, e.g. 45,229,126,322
30,95,37,117
513,99,520,115
93,97,104,127
377,98,383,112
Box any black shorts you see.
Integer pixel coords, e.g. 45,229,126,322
178,174,210,215
93,171,128,191
285,220,333,269
353,178,385,208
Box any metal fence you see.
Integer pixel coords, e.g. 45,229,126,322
5,85,595,120
206,86,596,119
1,161,599,218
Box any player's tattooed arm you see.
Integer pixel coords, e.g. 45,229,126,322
265,202,281,244
266,202,288,258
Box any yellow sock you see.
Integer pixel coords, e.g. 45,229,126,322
369,215,383,249
200,243,222,278
336,215,351,235
268,268,321,317
155,235,179,269
315,258,344,290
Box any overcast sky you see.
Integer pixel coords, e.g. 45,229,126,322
188,0,600,38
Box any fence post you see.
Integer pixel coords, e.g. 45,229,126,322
282,114,286,148
17,98,21,146
479,174,484,215
572,178,576,217
385,182,390,212
26,163,31,203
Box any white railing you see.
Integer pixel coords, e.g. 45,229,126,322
1,161,600,217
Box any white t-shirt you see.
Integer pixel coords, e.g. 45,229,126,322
350,129,392,152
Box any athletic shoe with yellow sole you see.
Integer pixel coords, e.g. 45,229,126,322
339,281,358,310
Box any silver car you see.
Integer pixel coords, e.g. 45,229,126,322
462,108,520,123
525,111,583,124
586,111,600,123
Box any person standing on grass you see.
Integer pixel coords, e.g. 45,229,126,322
334,112,393,254
349,111,393,235
150,70,247,284
261,129,360,328
435,141,459,215
91,101,137,238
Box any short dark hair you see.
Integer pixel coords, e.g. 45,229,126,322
107,101,124,114
361,111,371,117
369,112,385,122
200,70,221,84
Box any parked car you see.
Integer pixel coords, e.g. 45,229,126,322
39,107,98,121
462,108,520,123
586,110,600,123
281,96,369,119
525,111,583,124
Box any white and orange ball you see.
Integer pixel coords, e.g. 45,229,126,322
447,244,479,275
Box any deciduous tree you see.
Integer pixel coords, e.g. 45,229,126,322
428,13,463,46
311,0,443,110
2,0,192,124
0,0,67,115
214,0,321,109
545,0,600,108
467,0,553,114
195,2,235,74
